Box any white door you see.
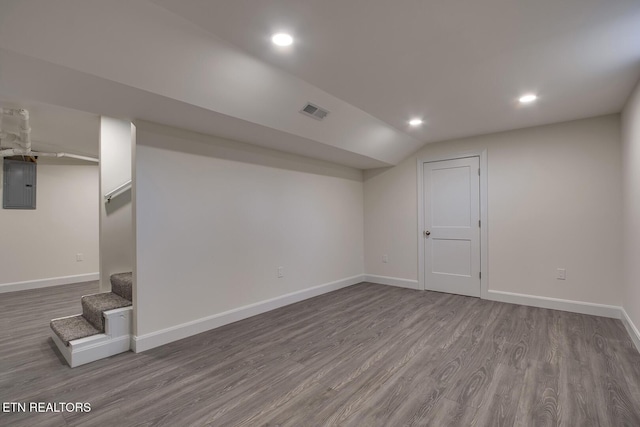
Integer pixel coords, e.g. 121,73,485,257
423,157,480,297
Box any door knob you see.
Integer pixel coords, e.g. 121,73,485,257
424,230,431,236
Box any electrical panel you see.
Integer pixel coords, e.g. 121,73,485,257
3,159,36,209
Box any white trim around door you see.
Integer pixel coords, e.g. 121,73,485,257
417,150,488,298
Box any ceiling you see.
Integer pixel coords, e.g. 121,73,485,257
152,0,640,143
0,99,99,158
1,0,639,169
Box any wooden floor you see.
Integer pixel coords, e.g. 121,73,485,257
1,282,640,426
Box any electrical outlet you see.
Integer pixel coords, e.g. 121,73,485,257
382,254,388,263
277,267,284,278
76,253,84,262
557,268,566,280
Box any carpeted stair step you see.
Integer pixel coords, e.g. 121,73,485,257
82,292,132,332
51,315,100,346
110,272,132,302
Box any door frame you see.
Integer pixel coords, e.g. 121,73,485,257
417,149,488,298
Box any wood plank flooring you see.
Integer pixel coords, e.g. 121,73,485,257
1,281,640,426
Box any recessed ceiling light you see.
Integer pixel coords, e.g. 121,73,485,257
271,33,293,46
519,94,538,104
409,118,423,126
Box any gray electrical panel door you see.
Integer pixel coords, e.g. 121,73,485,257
3,159,37,209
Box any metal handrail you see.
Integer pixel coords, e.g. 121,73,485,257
104,180,131,203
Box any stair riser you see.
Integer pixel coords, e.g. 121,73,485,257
82,298,105,332
81,292,132,333
110,273,133,302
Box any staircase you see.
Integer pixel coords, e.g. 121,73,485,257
50,273,133,367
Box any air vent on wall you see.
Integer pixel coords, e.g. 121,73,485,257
300,102,330,121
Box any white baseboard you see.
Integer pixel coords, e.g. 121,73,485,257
486,290,621,318
364,274,420,290
621,308,640,353
132,274,366,353
0,273,99,294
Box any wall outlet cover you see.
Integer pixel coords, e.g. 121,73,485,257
557,268,566,280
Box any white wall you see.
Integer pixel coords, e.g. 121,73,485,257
134,122,364,343
622,79,640,333
99,117,133,291
364,115,623,306
0,162,99,290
